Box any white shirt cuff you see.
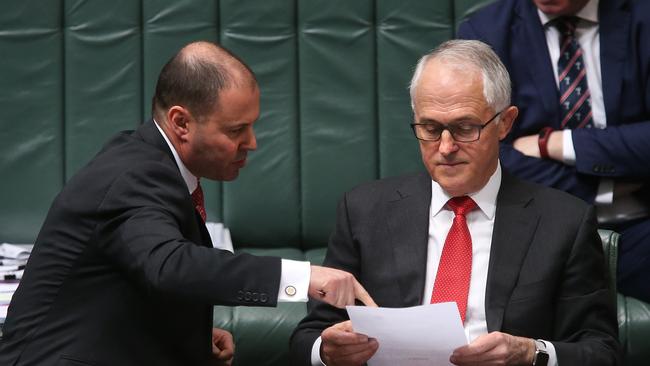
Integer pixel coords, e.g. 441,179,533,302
541,340,559,366
311,336,326,366
277,259,310,302
562,129,576,165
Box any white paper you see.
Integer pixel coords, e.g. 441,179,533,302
346,302,468,366
0,243,33,260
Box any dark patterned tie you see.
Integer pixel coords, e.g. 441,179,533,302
556,16,593,129
191,180,207,222
430,196,476,324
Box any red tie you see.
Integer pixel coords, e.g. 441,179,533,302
430,196,476,323
191,180,207,222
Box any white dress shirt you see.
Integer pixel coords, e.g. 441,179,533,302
312,163,557,365
538,0,614,205
153,120,310,302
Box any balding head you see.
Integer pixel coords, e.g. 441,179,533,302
152,41,257,123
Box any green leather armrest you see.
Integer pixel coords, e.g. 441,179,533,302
599,229,650,366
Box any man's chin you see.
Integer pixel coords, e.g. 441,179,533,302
205,169,240,182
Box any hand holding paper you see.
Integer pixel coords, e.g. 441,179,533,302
320,320,379,366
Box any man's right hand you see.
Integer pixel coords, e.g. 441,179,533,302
309,265,377,308
321,320,379,366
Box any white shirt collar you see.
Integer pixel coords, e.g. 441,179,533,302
537,0,599,26
430,161,501,220
153,119,198,194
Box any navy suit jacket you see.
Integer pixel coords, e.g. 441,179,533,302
0,120,281,366
458,0,650,202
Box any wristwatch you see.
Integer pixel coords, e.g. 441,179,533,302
532,339,549,366
538,127,554,159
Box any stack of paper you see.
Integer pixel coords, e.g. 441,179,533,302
0,243,33,325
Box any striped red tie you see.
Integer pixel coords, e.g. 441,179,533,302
191,180,207,222
430,196,476,324
556,16,593,129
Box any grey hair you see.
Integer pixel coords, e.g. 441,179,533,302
409,39,511,113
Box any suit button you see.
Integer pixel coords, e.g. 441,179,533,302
237,290,244,301
244,291,252,301
260,293,268,303
252,292,259,302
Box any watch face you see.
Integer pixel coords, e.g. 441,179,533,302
535,351,550,366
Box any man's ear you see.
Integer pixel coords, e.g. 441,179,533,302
497,106,518,140
166,106,192,142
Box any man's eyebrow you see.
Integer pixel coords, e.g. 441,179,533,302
417,115,480,124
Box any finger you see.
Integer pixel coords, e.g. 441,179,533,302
324,338,379,365
323,328,369,346
332,320,354,331
353,280,377,307
216,347,234,361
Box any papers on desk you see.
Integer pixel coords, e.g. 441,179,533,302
0,243,32,261
346,302,468,366
0,243,33,324
0,243,31,281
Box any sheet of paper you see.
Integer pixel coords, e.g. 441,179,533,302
0,243,33,260
346,302,467,366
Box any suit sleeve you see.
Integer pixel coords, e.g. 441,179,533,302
552,206,621,365
572,122,650,178
94,159,282,306
290,194,358,365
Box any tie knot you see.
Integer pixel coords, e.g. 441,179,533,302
447,196,476,216
555,16,578,36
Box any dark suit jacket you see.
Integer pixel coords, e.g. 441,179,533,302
0,120,282,366
290,171,619,365
458,0,650,202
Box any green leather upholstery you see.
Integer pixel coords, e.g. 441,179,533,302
1,1,648,365
600,230,650,365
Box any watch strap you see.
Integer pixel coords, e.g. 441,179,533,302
538,127,554,159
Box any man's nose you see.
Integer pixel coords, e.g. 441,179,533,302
243,127,257,151
438,130,458,155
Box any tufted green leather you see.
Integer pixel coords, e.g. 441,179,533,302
1,1,648,365
600,230,650,365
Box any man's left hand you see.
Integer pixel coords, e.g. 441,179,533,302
450,331,534,366
212,327,235,366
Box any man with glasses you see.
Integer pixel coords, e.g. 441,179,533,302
290,40,619,366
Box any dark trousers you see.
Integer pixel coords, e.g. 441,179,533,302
606,217,650,303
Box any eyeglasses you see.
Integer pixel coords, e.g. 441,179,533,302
410,110,503,142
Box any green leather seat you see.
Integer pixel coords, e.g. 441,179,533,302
599,230,650,365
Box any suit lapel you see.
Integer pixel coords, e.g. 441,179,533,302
599,0,628,125
485,172,539,331
386,173,432,306
514,0,561,127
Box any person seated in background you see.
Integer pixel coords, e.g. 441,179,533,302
289,40,619,366
0,41,374,366
457,0,650,303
